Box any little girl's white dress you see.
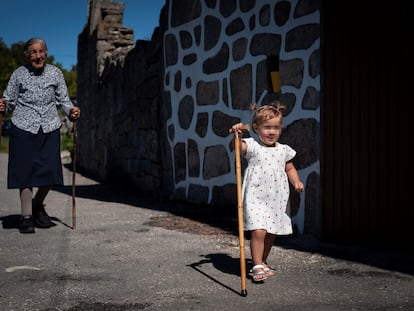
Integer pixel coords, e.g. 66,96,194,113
242,137,296,235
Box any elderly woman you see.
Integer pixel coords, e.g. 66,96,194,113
0,37,80,233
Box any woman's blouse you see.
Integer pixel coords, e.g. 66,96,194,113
3,64,73,134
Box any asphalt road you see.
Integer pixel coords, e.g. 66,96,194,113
0,153,413,310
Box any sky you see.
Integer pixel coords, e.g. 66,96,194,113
0,0,166,70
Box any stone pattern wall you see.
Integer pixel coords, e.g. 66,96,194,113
164,0,320,235
77,0,321,236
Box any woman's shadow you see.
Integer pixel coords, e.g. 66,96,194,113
0,214,71,229
0,214,20,229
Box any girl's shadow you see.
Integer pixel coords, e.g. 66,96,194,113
188,253,253,296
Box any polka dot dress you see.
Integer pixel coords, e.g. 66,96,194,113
242,137,296,235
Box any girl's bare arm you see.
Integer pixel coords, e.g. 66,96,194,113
285,162,304,192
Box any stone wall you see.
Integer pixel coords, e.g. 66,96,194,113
77,0,321,236
77,0,172,198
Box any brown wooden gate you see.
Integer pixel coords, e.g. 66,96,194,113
321,1,413,252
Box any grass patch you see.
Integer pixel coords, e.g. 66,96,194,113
0,136,9,153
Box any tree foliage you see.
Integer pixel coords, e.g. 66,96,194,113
0,37,77,99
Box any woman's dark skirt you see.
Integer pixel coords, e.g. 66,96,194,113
7,123,63,189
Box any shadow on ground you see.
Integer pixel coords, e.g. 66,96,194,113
51,167,414,277
188,253,253,297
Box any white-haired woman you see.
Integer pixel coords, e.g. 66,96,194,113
0,37,80,233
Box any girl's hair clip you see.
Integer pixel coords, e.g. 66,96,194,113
250,101,286,113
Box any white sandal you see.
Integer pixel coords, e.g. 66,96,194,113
262,262,275,277
250,264,267,282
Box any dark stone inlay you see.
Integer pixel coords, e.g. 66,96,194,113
226,17,245,36
294,0,321,18
195,112,208,138
302,86,320,110
171,0,202,27
232,38,248,62
183,53,197,65
173,142,186,182
285,24,320,52
188,139,200,177
203,43,229,74
274,1,291,26
230,64,252,110
197,80,220,106
219,0,237,17
174,70,182,92
178,95,195,129
250,33,282,56
280,118,319,170
165,33,178,66
203,145,230,179
204,15,222,51
211,110,241,137
259,4,271,26
179,30,193,49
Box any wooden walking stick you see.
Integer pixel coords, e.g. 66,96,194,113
0,100,4,146
0,98,6,146
0,113,3,146
71,122,77,229
229,124,250,297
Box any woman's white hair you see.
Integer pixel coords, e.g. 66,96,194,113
23,38,48,57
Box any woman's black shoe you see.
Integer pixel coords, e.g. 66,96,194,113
33,201,55,228
19,215,35,233
33,210,53,228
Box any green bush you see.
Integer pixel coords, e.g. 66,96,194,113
61,131,74,152
0,133,73,153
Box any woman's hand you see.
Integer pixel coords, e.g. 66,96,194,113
69,106,80,122
0,98,5,113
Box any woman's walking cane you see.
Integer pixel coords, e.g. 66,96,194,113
229,124,250,297
71,122,77,230
0,114,3,145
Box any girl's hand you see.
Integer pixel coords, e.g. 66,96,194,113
294,182,304,192
231,123,243,134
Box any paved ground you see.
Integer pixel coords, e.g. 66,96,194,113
0,152,413,311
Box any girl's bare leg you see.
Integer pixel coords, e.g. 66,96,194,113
250,229,268,281
262,233,276,263
250,229,267,265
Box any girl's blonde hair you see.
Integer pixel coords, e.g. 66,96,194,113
250,101,285,132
